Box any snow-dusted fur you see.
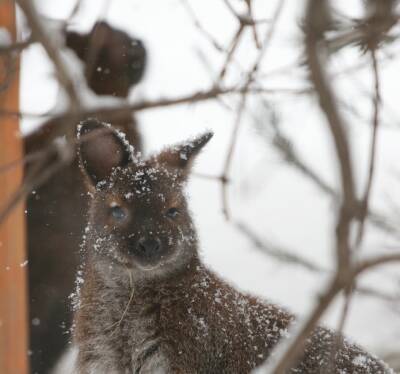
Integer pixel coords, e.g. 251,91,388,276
74,120,393,374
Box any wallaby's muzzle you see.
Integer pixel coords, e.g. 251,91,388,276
127,236,165,267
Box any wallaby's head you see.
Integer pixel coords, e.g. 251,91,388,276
66,21,146,97
78,119,212,279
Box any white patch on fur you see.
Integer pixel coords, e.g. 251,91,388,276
132,347,168,373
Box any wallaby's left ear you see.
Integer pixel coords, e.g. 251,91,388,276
156,132,213,174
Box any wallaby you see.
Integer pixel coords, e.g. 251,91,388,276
74,119,393,374
26,22,146,373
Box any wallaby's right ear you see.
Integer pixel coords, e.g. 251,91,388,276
77,119,132,187
65,30,89,60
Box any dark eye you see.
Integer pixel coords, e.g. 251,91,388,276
110,205,127,221
166,207,179,219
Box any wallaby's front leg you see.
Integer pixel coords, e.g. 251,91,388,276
131,341,170,374
135,355,168,374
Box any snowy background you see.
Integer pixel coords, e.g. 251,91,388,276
20,0,400,363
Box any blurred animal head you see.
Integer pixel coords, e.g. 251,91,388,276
66,21,146,97
77,119,212,278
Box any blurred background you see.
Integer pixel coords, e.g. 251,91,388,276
11,0,400,372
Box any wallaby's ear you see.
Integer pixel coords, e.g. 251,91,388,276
156,132,213,175
92,21,112,34
65,30,89,60
77,118,132,187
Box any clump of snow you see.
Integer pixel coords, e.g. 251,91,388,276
125,192,134,200
353,354,368,366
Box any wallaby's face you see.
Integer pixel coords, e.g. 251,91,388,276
78,119,212,275
86,161,193,271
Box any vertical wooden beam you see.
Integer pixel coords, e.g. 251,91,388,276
0,1,29,374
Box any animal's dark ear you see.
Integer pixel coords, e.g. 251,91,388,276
65,30,89,60
156,132,213,175
92,21,112,35
77,118,132,187
65,22,111,60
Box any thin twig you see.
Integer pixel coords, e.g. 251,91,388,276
16,0,80,111
108,268,135,336
223,0,240,20
218,24,245,80
233,221,323,272
246,0,261,49
221,94,247,219
220,0,286,220
22,84,309,137
355,252,400,275
0,37,32,54
0,127,117,224
181,0,225,52
0,150,47,175
355,49,381,248
0,143,73,224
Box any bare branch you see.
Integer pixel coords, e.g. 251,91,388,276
246,0,261,49
0,142,72,224
218,24,245,80
0,37,32,54
220,0,287,220
355,253,400,275
0,127,116,224
181,0,225,52
16,0,80,111
233,221,323,272
258,276,342,374
221,94,247,219
355,49,381,248
257,2,358,372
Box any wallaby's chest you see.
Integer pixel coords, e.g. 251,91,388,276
102,297,166,372
76,276,167,373
76,267,292,373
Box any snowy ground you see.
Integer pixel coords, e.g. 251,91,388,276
21,0,400,368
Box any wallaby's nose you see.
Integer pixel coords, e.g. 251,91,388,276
137,237,162,259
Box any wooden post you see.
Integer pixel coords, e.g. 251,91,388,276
0,1,29,374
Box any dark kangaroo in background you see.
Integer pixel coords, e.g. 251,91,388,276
74,119,393,374
25,22,146,374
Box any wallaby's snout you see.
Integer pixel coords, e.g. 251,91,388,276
129,236,164,265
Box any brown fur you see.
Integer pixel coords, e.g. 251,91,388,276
74,120,393,374
26,22,146,373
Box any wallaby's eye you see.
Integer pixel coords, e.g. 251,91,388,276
166,207,179,219
110,205,127,221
